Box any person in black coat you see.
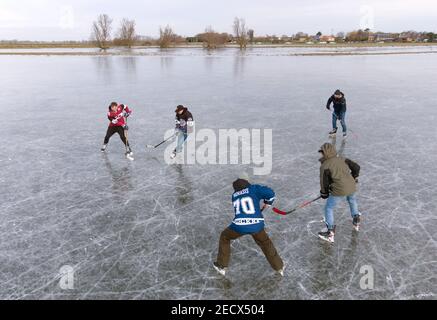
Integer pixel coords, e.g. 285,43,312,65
326,89,348,138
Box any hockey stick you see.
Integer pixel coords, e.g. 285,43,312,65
273,196,322,216
124,117,134,160
146,133,177,149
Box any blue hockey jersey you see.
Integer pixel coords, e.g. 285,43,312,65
229,184,276,234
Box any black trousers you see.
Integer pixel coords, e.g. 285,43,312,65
104,126,130,147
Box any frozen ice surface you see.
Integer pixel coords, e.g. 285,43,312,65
1,45,437,56
0,52,436,299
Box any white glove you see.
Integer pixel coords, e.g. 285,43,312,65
112,119,118,124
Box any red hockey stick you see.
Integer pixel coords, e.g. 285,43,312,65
273,196,322,216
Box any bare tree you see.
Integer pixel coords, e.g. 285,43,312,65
248,29,254,44
346,29,371,42
233,17,248,50
158,25,176,48
92,14,113,49
336,32,345,39
116,18,137,48
199,26,229,49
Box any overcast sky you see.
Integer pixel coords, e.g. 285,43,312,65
1,0,436,41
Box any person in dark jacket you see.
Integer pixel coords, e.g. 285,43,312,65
326,89,348,138
318,143,362,243
171,105,194,159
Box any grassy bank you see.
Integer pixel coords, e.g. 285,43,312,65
1,50,436,57
0,43,95,49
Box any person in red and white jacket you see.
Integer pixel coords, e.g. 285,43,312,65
101,102,133,156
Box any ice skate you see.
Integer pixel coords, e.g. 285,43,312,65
170,150,177,159
101,144,107,152
353,215,361,231
277,265,286,277
318,226,335,244
125,149,134,160
329,128,337,137
213,262,227,276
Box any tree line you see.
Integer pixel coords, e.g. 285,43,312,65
90,14,437,50
92,14,250,50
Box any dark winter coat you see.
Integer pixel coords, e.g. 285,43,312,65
319,143,360,197
326,93,347,115
175,109,194,133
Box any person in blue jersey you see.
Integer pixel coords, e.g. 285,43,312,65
213,177,284,277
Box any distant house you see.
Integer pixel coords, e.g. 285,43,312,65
294,32,308,42
399,32,420,42
400,36,413,42
186,37,199,43
368,32,399,42
319,35,336,43
280,35,292,42
311,35,320,42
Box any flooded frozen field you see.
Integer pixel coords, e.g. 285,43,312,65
0,49,436,299
1,45,437,56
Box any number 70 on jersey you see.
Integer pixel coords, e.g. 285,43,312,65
233,197,256,215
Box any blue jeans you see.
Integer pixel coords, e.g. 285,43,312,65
333,112,347,133
324,193,360,230
175,130,188,153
